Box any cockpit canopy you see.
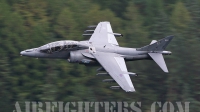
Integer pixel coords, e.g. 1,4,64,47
39,40,78,53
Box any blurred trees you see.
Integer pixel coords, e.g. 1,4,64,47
0,0,199,111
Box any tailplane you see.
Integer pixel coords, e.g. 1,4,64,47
136,35,174,73
148,53,168,72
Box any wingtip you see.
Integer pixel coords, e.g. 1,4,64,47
164,70,169,73
124,87,136,92
162,68,169,73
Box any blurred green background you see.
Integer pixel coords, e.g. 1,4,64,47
0,0,200,111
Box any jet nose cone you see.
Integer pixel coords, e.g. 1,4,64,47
20,51,25,56
20,49,36,57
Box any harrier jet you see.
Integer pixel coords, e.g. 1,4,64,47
20,21,173,92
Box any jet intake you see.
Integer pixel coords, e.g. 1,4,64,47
68,51,95,64
110,86,121,89
68,51,84,63
102,79,115,82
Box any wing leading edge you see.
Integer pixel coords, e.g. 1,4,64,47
92,51,135,92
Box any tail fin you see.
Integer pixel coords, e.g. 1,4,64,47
136,35,174,51
137,36,174,73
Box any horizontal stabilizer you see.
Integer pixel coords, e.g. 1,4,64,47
148,53,168,73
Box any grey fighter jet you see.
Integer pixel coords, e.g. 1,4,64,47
20,21,173,92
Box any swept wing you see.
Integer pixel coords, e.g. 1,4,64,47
92,51,135,92
89,21,119,46
88,21,135,92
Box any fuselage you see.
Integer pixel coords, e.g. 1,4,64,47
20,40,151,65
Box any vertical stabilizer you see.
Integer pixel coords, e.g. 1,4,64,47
137,35,174,51
148,53,168,73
